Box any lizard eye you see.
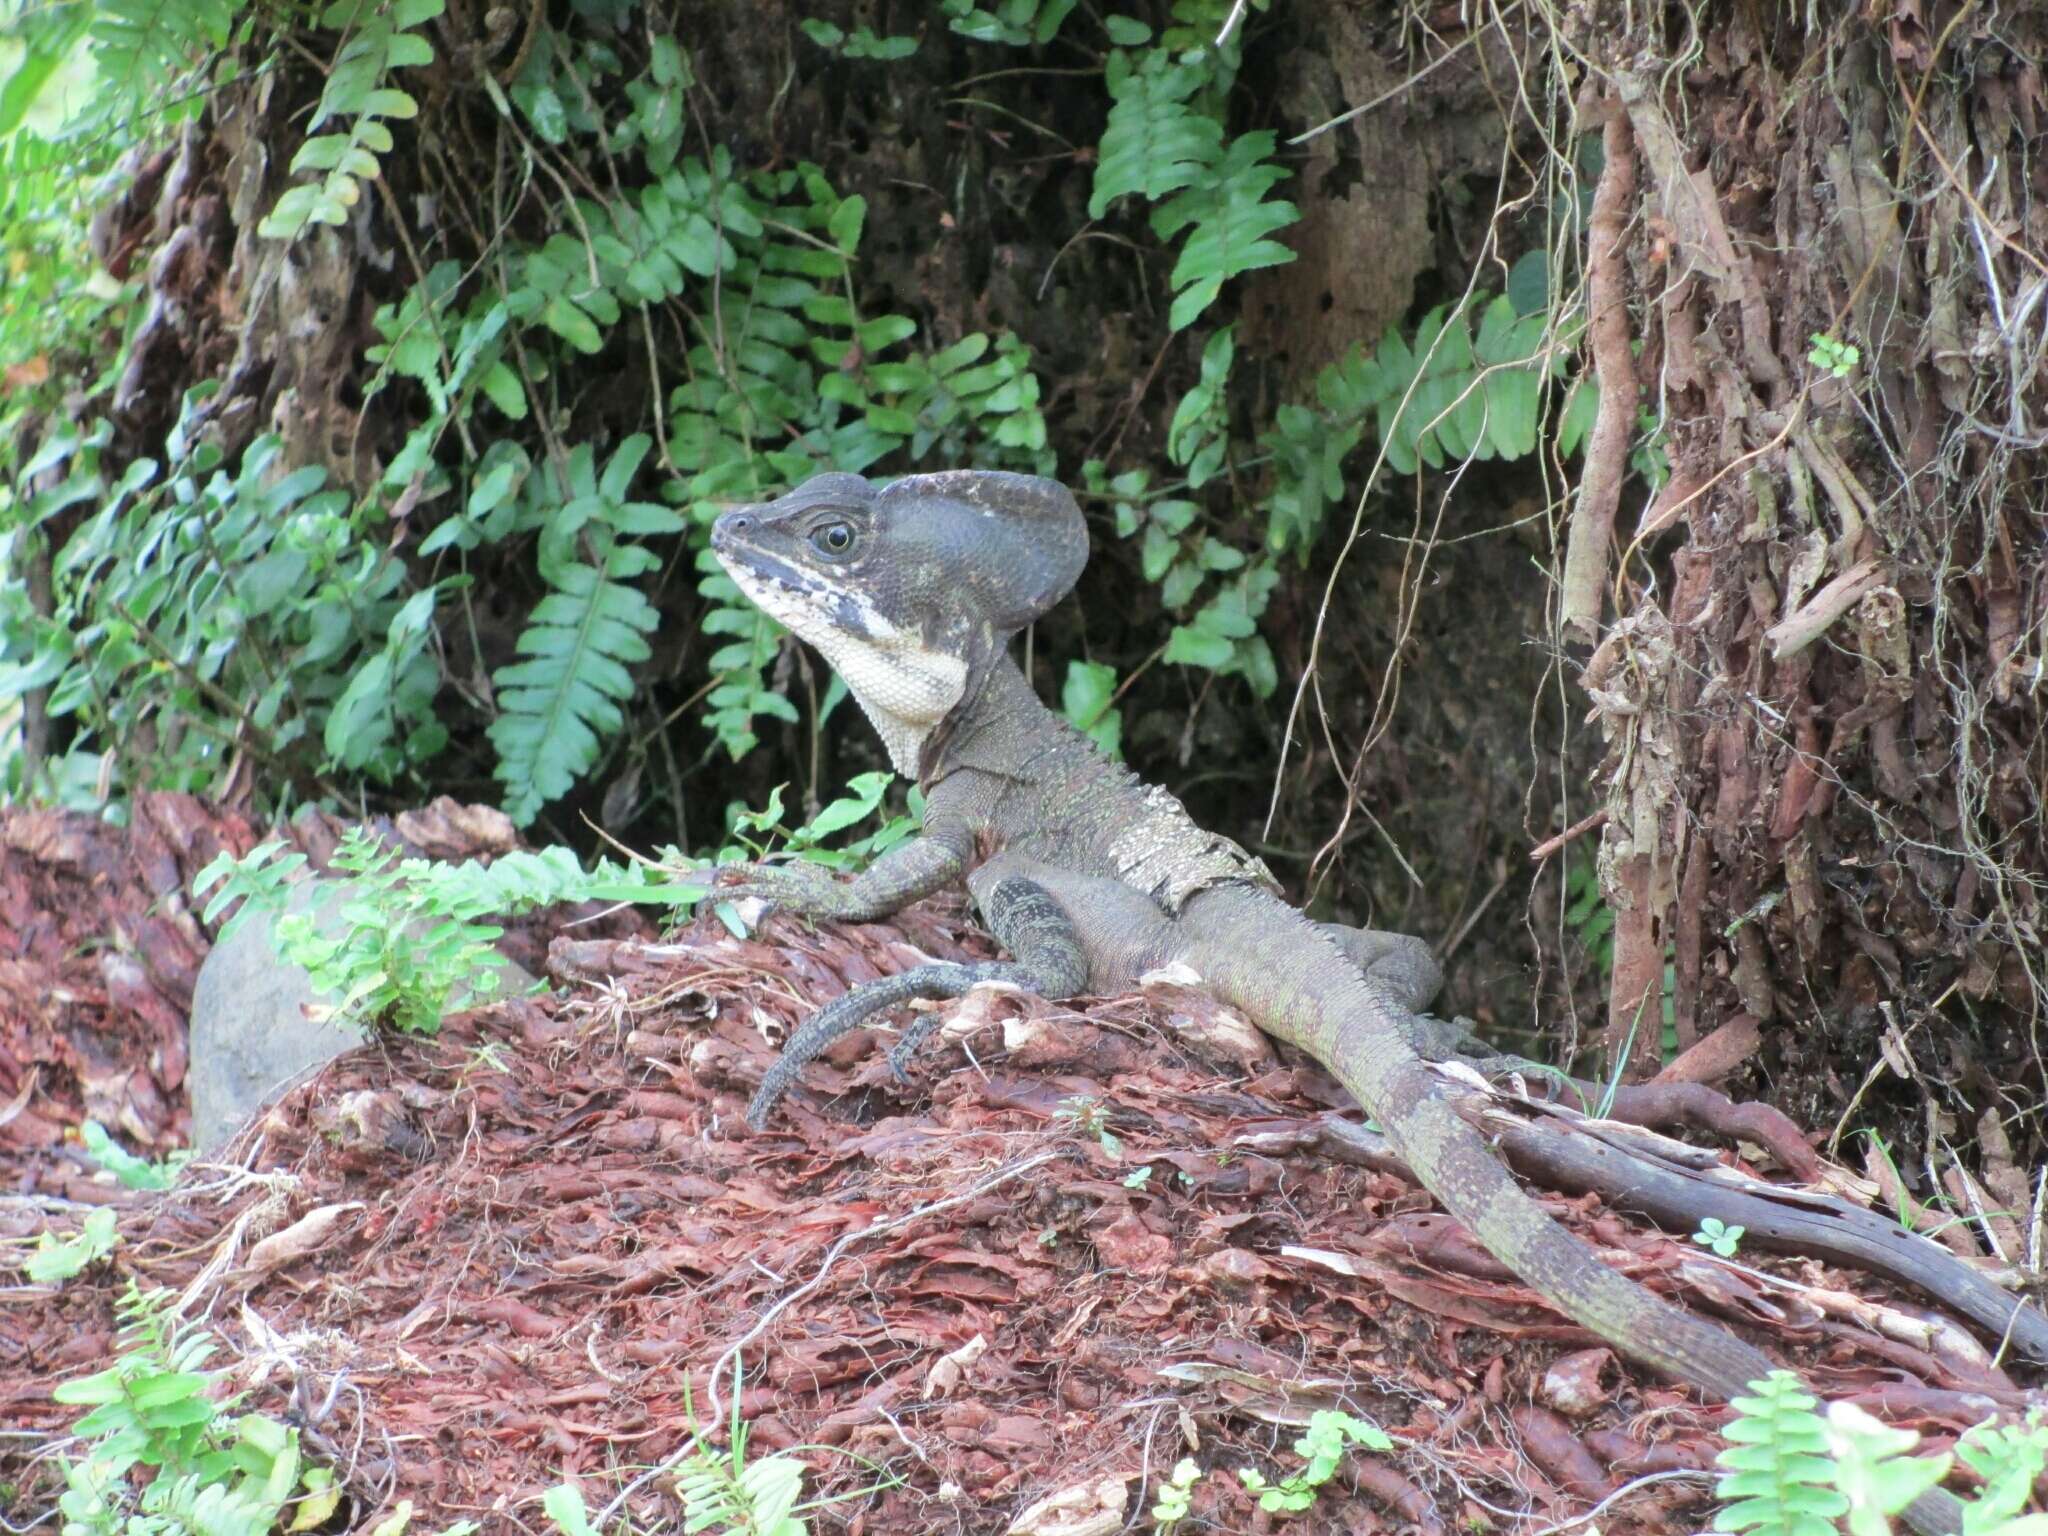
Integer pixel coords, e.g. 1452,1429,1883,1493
810,521,857,559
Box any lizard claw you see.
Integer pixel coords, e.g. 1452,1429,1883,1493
1408,1011,1494,1063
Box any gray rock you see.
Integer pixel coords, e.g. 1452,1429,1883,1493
187,879,534,1152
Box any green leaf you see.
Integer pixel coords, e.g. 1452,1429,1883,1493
542,1484,600,1536
382,33,433,70
360,86,419,118
1060,659,1122,757
543,295,605,354
479,360,527,419
1150,132,1298,330
1164,624,1233,670
1507,248,1549,316
828,194,866,254
856,313,916,351
490,549,661,826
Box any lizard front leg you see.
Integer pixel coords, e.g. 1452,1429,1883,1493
713,821,974,922
746,871,1089,1128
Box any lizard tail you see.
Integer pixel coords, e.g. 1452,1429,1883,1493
1178,885,1777,1395
1173,885,1958,1536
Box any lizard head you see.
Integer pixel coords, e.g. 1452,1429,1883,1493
710,470,1086,776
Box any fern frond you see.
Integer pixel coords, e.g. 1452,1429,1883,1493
1150,131,1298,331
1088,50,1219,216
489,542,660,826
258,0,445,241
89,0,238,122
488,438,678,826
1713,1372,1849,1536
943,0,1076,47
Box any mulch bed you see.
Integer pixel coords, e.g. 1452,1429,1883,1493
2,799,2039,1533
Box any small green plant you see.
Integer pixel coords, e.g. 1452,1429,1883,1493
195,831,510,1036
1238,1410,1392,1515
190,773,918,1038
52,1283,342,1535
1807,333,1861,379
1715,1373,2048,1536
799,19,919,58
718,772,920,872
1953,1411,2048,1534
81,1120,191,1191
194,829,709,1036
1823,1404,1952,1536
1122,1165,1153,1191
1150,1457,1202,1531
1694,1216,1746,1257
26,1206,119,1284
1054,1095,1122,1160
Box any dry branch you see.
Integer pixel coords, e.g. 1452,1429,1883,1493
1559,103,1638,644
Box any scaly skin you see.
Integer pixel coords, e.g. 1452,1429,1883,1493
709,472,1965,1535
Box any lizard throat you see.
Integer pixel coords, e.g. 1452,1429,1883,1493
719,557,967,776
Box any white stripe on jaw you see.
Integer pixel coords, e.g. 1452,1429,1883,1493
724,560,967,775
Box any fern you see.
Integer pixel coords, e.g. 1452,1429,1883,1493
258,0,445,240
1336,290,1576,476
512,231,626,356
800,19,919,59
53,1285,339,1536
323,585,445,774
1088,48,1297,332
1151,131,1298,331
88,0,239,126
364,261,524,495
1713,1373,1849,1536
295,56,1055,810
1165,325,1234,487
488,435,682,826
1089,50,1219,215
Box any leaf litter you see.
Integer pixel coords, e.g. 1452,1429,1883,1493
2,796,2041,1533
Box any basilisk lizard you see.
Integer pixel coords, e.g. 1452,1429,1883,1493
709,469,1964,1532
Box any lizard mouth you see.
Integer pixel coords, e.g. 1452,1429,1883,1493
710,516,877,643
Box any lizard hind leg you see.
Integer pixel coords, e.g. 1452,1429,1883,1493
1316,923,1442,1011
1318,921,1535,1075
745,874,1088,1129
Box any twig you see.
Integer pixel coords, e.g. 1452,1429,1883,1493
1523,1471,1713,1533
1529,808,1608,863
1212,0,1249,48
